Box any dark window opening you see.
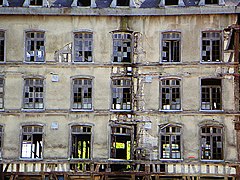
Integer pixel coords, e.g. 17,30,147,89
117,0,130,6
0,0,3,5
71,125,92,159
165,0,178,5
77,0,91,6
205,0,218,4
30,0,42,5
201,126,223,160
0,31,4,62
201,79,221,110
21,126,43,159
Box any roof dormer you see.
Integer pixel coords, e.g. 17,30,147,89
0,0,9,7
159,0,185,7
198,0,225,6
110,0,136,8
23,0,49,7
71,0,97,7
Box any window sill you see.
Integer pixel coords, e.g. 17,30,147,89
71,109,94,112
69,158,92,161
72,61,94,64
159,109,182,112
200,159,224,163
200,61,223,64
110,109,133,113
199,109,224,113
21,109,45,112
160,61,181,64
159,158,183,162
24,61,45,64
112,62,132,64
19,158,43,161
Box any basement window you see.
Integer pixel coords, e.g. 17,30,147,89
162,32,181,62
77,0,91,6
72,78,92,110
0,31,4,62
117,0,130,6
0,78,4,109
110,125,133,160
29,0,42,6
205,0,218,4
202,31,222,62
160,125,181,159
25,31,45,62
74,32,93,62
21,125,43,159
71,125,92,159
113,32,132,63
160,79,181,110
23,78,44,109
112,78,132,111
201,79,221,110
165,0,178,5
201,126,223,160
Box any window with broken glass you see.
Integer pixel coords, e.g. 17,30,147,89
25,32,45,62
0,78,4,109
162,32,180,63
74,32,93,62
110,125,133,160
0,126,3,158
71,125,92,159
0,31,4,62
205,0,218,4
113,32,132,63
29,0,42,6
202,31,222,62
72,78,92,110
160,125,181,159
23,78,44,109
201,126,223,160
160,79,181,110
201,79,221,110
112,78,132,110
21,125,43,159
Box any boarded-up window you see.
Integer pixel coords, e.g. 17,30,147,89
25,32,45,62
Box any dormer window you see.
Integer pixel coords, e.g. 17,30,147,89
165,0,178,6
205,0,218,4
117,0,130,6
0,0,3,6
77,0,91,6
30,0,42,6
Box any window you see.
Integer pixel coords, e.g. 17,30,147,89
74,32,93,62
21,125,43,159
0,78,4,109
165,0,178,5
0,0,2,6
110,125,133,160
112,78,132,110
201,79,221,110
160,125,181,159
160,79,181,110
205,0,218,4
77,0,91,6
71,125,92,159
0,31,4,62
202,31,221,62
162,32,180,62
23,78,44,109
72,78,92,110
113,32,132,63
25,31,45,62
117,0,130,6
29,0,42,6
201,126,223,160
0,126,3,157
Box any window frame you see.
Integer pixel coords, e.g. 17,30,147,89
159,124,182,160
22,77,45,111
200,78,222,111
201,30,223,63
24,30,45,63
20,124,44,160
159,78,182,111
69,124,93,160
0,30,5,63
71,76,94,111
111,77,132,112
112,31,133,64
73,31,94,63
200,125,224,161
161,31,181,63
29,0,43,6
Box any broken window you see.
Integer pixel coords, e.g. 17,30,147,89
160,79,181,110
77,0,91,6
21,125,43,159
165,0,178,5
0,31,4,62
72,78,92,110
205,0,218,4
201,126,223,160
110,125,133,160
0,78,4,109
162,32,180,62
202,31,222,62
25,31,45,62
160,125,181,159
29,0,42,6
201,79,221,110
74,32,93,62
113,32,132,63
112,78,132,110
71,125,92,159
116,0,130,6
23,78,44,109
